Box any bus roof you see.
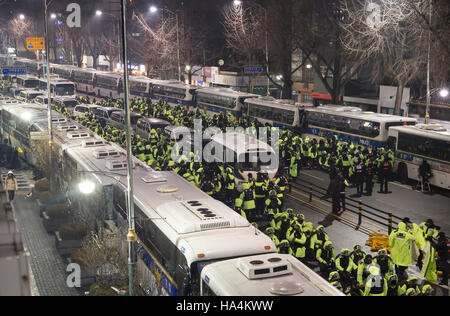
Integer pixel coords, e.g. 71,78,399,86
196,87,258,98
389,124,450,138
212,132,275,155
201,253,345,296
245,96,312,110
307,105,418,123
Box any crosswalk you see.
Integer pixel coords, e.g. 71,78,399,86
1,169,34,192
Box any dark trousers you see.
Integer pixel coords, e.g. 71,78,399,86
355,178,364,196
332,194,340,214
340,192,346,212
365,176,374,195
380,175,389,193
8,190,15,201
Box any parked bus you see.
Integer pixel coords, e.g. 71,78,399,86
304,105,417,148
129,76,153,99
72,68,97,94
388,124,450,190
14,75,40,89
38,78,76,97
151,80,197,109
243,96,310,131
195,87,257,117
50,64,76,80
93,72,123,99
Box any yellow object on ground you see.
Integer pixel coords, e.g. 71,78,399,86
366,233,390,252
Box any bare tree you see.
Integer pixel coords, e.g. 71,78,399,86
340,0,431,115
222,2,265,93
8,16,36,54
131,11,178,79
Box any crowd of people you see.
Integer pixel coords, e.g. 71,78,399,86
2,83,447,295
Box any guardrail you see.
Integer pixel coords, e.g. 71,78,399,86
289,177,404,235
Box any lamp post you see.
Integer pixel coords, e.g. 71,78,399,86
150,5,181,82
119,0,137,297
425,0,432,124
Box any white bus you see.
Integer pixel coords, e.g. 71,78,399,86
50,64,76,80
201,253,345,296
195,87,257,118
14,75,40,89
243,96,311,131
72,68,97,94
38,78,76,97
129,76,152,99
388,124,450,190
93,72,123,99
151,80,197,109
210,132,279,183
22,59,44,77
305,105,417,148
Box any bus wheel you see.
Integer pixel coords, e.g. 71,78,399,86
397,163,408,184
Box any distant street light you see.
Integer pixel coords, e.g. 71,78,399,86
95,10,103,17
234,0,242,6
50,13,57,19
185,65,191,72
149,6,158,14
440,89,449,98
19,14,25,20
306,64,312,69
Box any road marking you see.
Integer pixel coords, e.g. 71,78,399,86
390,182,416,191
300,172,324,182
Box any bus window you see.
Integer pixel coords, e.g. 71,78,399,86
387,136,397,150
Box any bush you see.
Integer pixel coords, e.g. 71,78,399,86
45,204,71,219
71,249,89,268
60,223,87,241
34,178,49,192
39,191,53,204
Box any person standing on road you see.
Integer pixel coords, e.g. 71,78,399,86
4,171,18,202
389,222,415,281
378,155,392,194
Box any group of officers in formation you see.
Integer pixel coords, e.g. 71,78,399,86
52,95,447,296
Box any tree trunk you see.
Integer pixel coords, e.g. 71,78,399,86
394,82,405,116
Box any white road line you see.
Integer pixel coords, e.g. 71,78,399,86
390,181,416,191
301,172,325,182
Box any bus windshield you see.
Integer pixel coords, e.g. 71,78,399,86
54,84,75,96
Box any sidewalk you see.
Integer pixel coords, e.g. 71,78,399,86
12,196,79,296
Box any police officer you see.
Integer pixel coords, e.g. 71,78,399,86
389,222,415,281
378,155,392,194
316,241,335,280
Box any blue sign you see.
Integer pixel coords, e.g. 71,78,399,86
244,66,263,74
1,68,27,76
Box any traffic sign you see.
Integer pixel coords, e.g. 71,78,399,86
244,66,263,74
1,68,27,76
26,37,45,50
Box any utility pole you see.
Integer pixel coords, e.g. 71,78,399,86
119,0,137,297
425,0,432,124
43,0,52,141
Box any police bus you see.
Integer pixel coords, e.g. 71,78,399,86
195,87,257,118
304,105,417,148
38,78,76,97
50,64,76,80
93,72,123,99
242,96,310,131
388,124,450,190
72,68,97,94
200,253,344,296
129,76,153,99
210,132,279,184
151,80,197,109
14,75,40,89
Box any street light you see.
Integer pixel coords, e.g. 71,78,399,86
78,180,96,195
19,14,25,20
150,5,181,82
94,10,122,69
234,0,242,6
50,13,57,20
95,10,103,17
440,89,449,98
